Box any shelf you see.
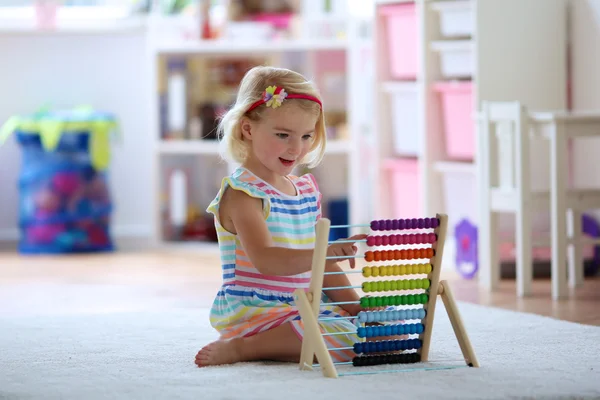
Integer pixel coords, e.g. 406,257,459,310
381,81,419,93
152,38,348,55
0,6,145,35
376,0,415,5
157,139,351,155
430,1,473,11
430,39,474,52
158,140,220,155
0,18,146,35
433,160,475,174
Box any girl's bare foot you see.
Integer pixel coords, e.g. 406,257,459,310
195,338,244,367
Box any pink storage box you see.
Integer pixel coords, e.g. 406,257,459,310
380,3,418,80
433,81,474,160
382,158,420,218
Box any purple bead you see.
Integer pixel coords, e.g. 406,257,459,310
424,218,431,229
385,219,393,231
392,219,399,230
417,218,424,229
371,220,379,231
399,219,406,230
432,218,439,228
405,219,412,230
411,218,418,229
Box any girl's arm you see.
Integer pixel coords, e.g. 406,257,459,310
220,188,365,276
220,187,314,276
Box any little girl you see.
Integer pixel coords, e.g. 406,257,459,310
195,66,366,367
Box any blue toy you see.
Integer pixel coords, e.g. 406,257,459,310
0,107,118,254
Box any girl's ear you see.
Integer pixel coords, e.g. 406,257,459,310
240,117,253,141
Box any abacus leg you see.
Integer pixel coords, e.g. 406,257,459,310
294,289,339,378
438,280,480,367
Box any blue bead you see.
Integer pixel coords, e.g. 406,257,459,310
353,343,361,353
357,327,366,338
417,324,424,334
385,326,392,336
357,311,367,323
366,326,373,338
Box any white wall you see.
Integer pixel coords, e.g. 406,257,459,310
0,32,153,240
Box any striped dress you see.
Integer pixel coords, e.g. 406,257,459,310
206,167,360,362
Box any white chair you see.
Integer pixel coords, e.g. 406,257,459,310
476,101,600,299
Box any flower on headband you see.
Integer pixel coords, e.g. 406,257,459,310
263,85,288,109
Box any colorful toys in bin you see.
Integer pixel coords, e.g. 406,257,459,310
0,106,118,254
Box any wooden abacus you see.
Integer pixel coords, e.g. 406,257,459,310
293,214,479,378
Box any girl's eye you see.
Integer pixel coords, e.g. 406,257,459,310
276,133,288,138
303,134,313,140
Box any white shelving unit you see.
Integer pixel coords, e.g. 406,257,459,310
147,2,375,245
370,0,568,270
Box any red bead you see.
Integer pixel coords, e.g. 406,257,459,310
366,236,375,247
376,236,382,246
382,235,390,246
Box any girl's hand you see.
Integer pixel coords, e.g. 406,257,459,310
326,234,367,269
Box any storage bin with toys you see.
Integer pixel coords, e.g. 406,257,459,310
0,107,117,254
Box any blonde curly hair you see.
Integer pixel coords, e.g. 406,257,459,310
217,66,326,168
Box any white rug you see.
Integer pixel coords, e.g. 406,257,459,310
1,302,599,400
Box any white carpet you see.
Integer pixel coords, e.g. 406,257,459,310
1,302,599,400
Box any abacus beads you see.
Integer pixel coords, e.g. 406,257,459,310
366,233,437,247
370,218,439,231
364,248,434,262
362,263,432,277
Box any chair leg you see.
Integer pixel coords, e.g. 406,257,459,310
567,209,584,287
479,210,500,291
515,207,533,297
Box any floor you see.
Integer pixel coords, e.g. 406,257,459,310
0,247,599,326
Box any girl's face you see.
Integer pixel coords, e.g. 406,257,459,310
241,103,319,177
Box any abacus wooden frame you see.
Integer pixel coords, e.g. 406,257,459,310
293,214,480,378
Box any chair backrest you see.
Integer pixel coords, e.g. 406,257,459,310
478,101,531,197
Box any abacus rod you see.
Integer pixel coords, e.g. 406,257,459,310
325,300,360,306
328,239,367,244
337,365,469,376
330,224,370,228
323,270,364,275
322,331,355,336
326,255,363,260
328,347,354,352
313,358,469,368
318,316,358,321
321,285,362,290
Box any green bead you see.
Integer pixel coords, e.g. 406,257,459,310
423,279,431,289
384,281,391,292
360,297,369,308
376,297,382,307
363,282,371,292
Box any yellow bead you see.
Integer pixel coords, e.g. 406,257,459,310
393,265,400,276
362,267,371,278
399,265,407,275
372,267,379,277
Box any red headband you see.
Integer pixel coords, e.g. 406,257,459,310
246,85,322,113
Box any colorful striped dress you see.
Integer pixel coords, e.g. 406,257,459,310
206,167,360,362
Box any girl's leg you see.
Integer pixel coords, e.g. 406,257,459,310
195,322,302,367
